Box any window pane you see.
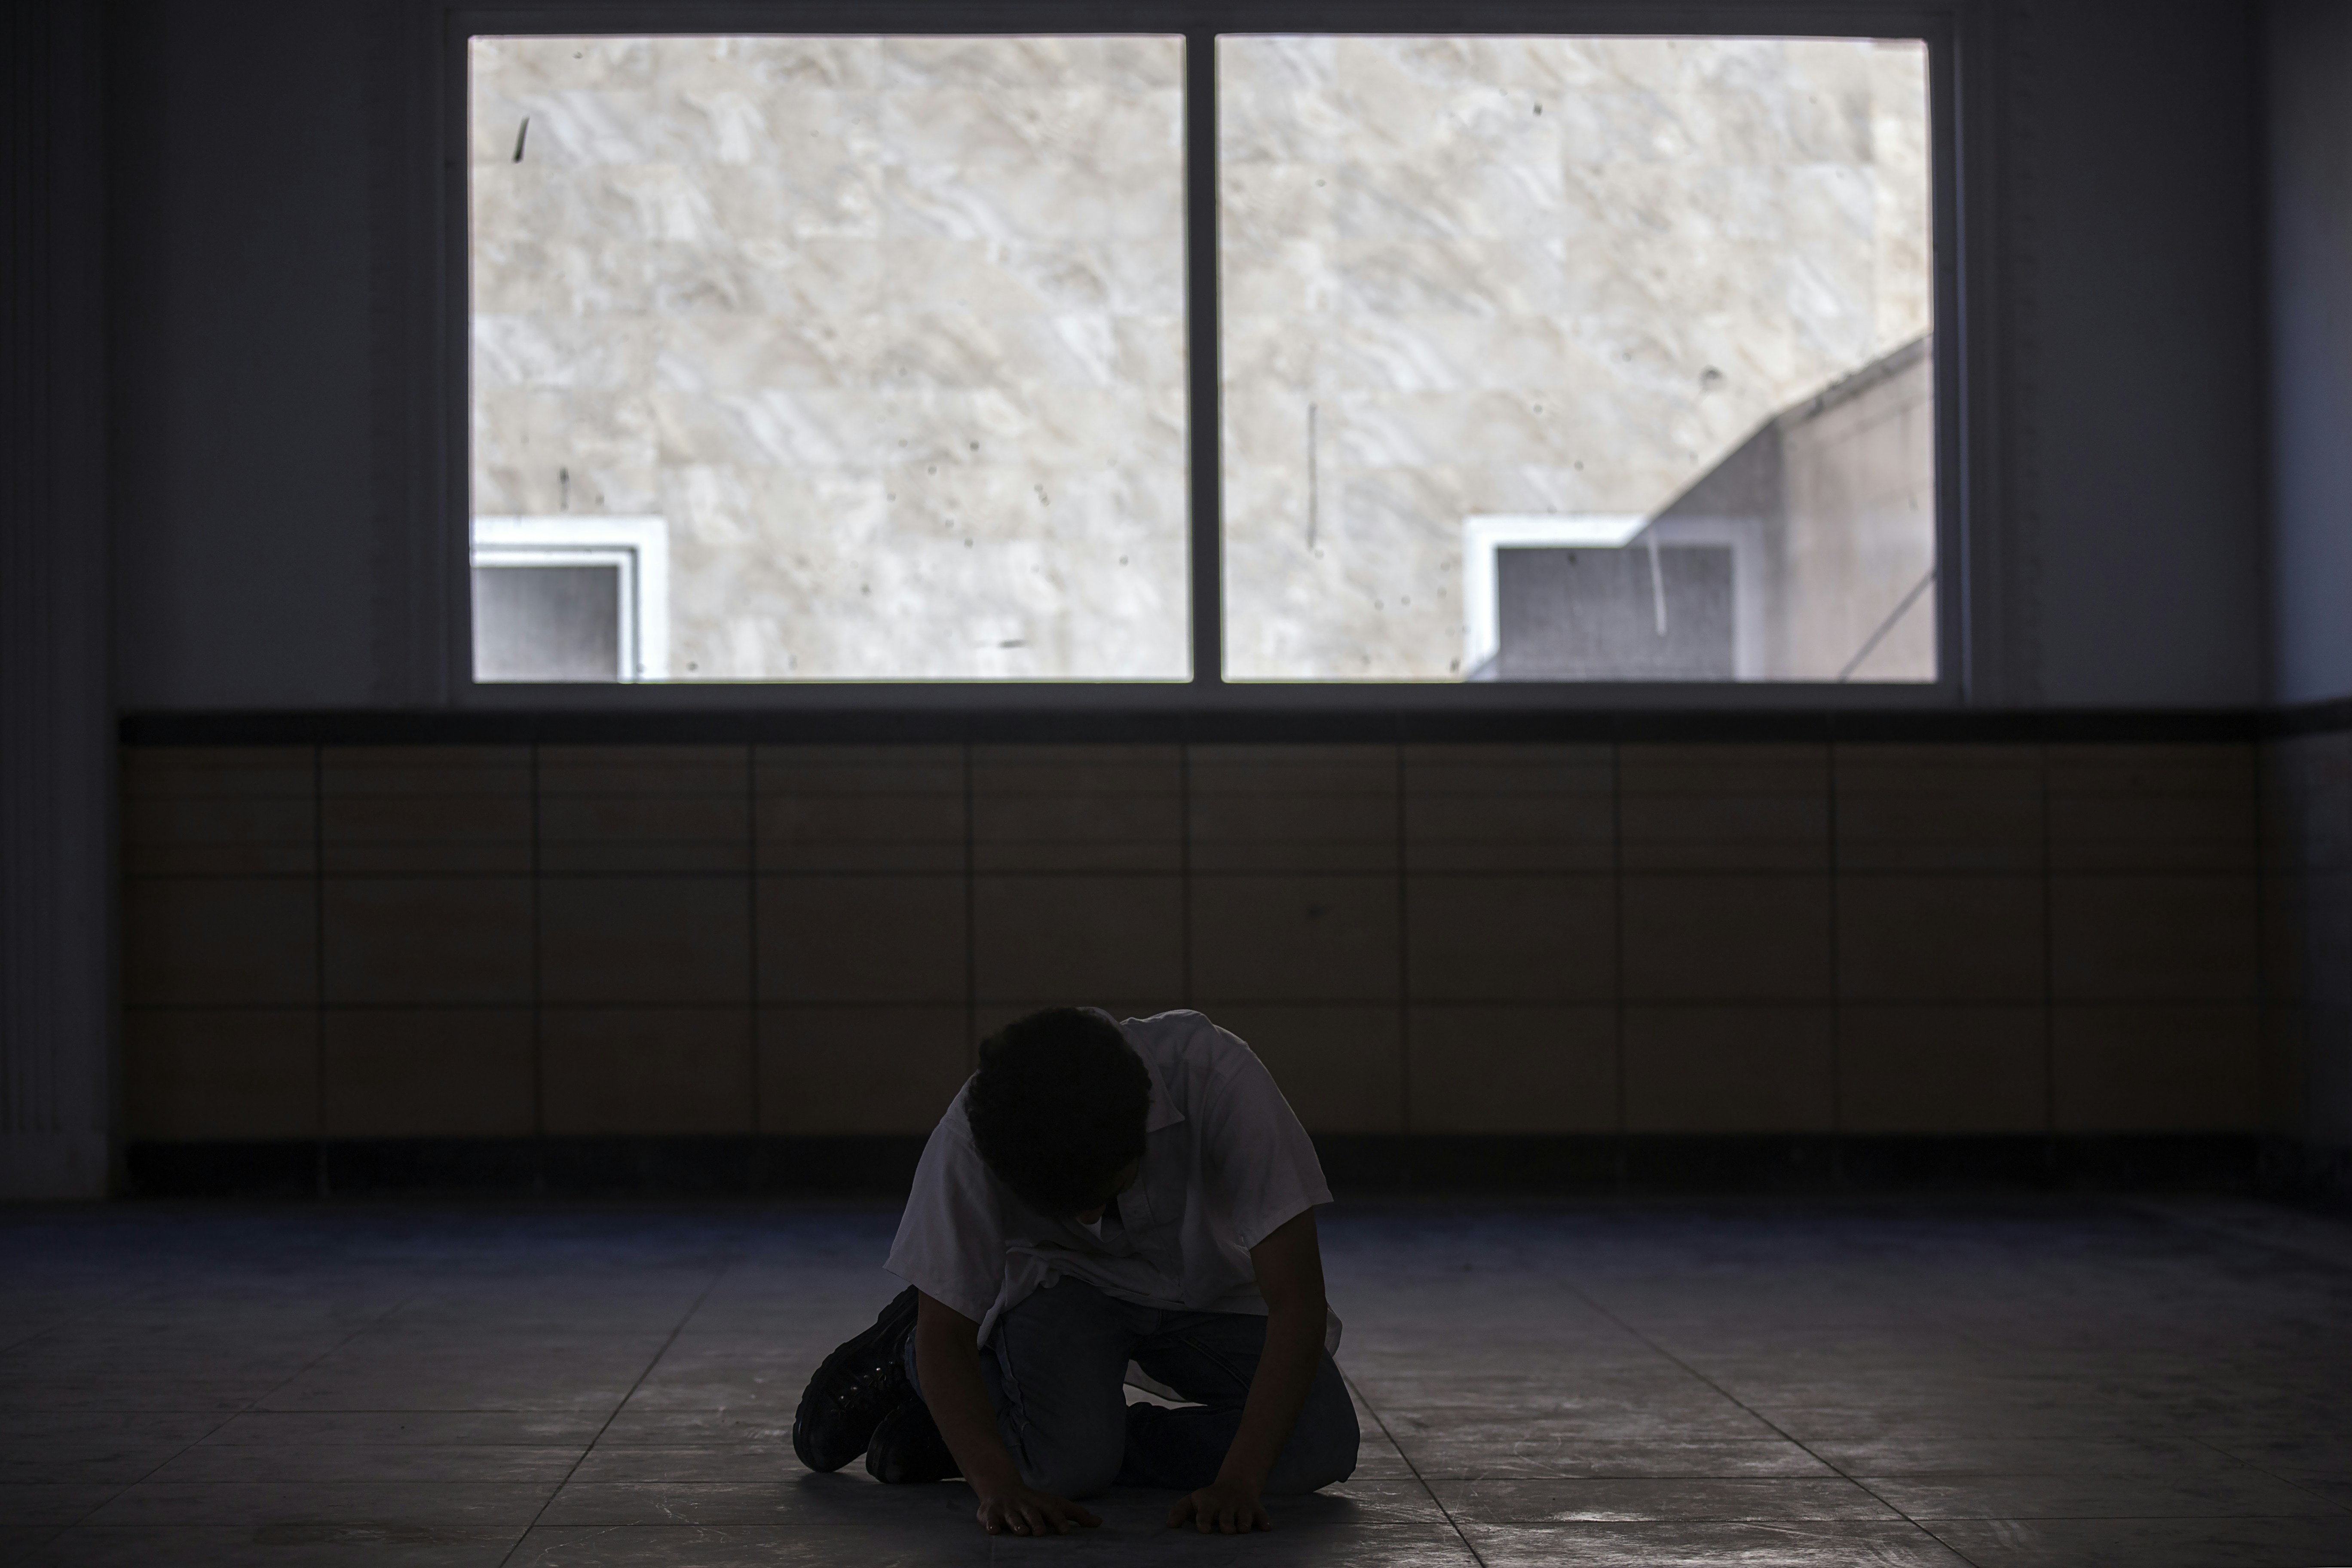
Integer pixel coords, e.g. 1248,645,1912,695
1219,37,1936,682
469,37,1189,682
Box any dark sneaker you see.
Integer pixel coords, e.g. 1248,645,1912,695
792,1286,919,1473
866,1395,960,1483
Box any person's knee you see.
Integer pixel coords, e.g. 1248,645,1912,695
1008,1375,1128,1501
1022,1432,1124,1500
991,1280,1134,1499
1286,1406,1361,1492
1266,1361,1360,1493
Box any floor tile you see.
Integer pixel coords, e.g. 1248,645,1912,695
0,1410,225,1483
254,1379,633,1414
540,1478,918,1526
1341,1440,1420,1480
1380,1410,1786,1473
1414,1438,1836,1479
1431,1475,1903,1522
199,1412,605,1447
2213,1435,2352,1482
4,1528,67,1563
32,1523,521,1567
1807,1435,2263,1475
0,1483,119,1530
1018,1491,1479,1564
1868,1470,2351,1519
0,1378,279,1412
1925,1514,2352,1568
509,1522,992,1566
149,1446,584,1484
564,1446,792,1485
594,1408,795,1445
83,1481,557,1529
1460,1518,1973,1566
1280,1475,1450,1523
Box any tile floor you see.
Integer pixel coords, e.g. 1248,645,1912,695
3,1197,2349,1566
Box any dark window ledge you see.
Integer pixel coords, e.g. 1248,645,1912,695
116,703,2338,749
116,1133,2326,1203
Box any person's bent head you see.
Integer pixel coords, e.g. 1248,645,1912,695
966,1008,1149,1219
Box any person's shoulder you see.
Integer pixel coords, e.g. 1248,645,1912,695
1117,1008,1265,1088
906,1073,991,1201
1115,1008,1237,1064
1113,1006,1210,1042
923,1074,982,1152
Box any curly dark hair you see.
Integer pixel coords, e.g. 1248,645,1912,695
965,1008,1151,1217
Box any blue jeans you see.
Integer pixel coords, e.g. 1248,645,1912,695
906,1278,1360,1500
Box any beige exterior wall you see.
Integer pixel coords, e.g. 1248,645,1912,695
1778,338,1936,680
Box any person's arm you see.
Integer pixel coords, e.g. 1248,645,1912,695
1167,1207,1329,1534
913,1290,1102,1537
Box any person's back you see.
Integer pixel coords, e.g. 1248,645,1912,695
792,1006,1358,1535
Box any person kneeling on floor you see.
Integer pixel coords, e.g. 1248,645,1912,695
792,1005,1358,1536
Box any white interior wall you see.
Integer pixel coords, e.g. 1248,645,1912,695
110,0,377,710
2017,0,2267,708
2266,0,2352,707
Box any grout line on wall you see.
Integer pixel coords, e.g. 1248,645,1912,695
745,742,762,1157
1179,741,1194,1008
1395,739,1410,1136
312,744,328,1198
964,741,978,1072
2250,741,2280,1137
1826,744,1843,1155
529,743,546,1189
1611,741,1628,1167
2039,741,2056,1144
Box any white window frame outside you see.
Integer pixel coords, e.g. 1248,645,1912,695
470,515,672,682
1464,515,1767,681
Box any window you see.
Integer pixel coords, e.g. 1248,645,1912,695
1218,37,1936,683
466,28,1944,691
469,36,1190,681
471,516,671,681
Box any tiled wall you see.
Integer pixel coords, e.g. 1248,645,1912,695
2263,727,2352,1151
121,740,2274,1142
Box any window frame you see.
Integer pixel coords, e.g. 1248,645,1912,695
471,515,673,680
439,0,1974,714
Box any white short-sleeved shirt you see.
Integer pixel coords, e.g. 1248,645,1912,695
885,1010,1335,1349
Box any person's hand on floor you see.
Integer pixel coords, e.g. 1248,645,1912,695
973,1480,1101,1536
1169,1476,1271,1534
